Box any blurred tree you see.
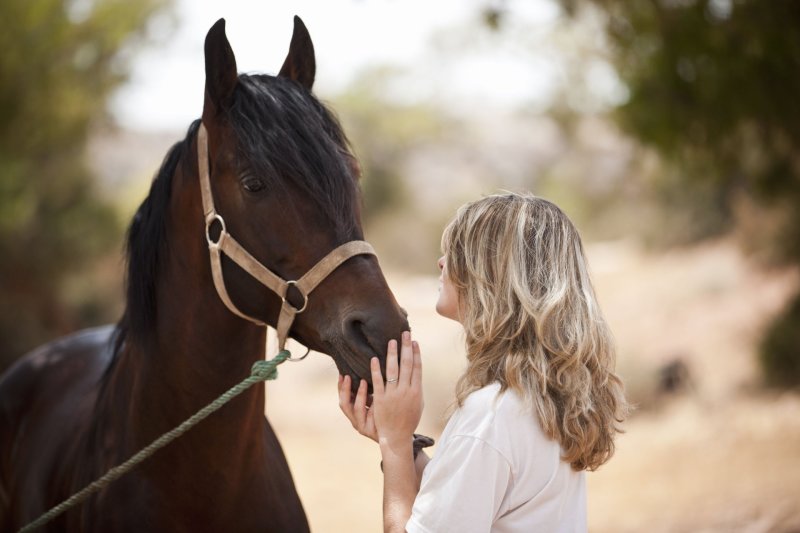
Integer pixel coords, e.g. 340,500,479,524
0,0,169,372
488,0,800,386
334,67,444,221
333,66,458,272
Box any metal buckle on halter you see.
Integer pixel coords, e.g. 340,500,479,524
282,280,309,313
205,214,226,248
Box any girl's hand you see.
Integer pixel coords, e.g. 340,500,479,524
338,373,378,442
337,331,423,446
371,331,423,447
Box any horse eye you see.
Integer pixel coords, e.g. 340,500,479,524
241,175,265,193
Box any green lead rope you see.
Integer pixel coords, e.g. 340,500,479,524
18,350,292,533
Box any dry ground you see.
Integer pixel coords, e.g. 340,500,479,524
266,239,800,532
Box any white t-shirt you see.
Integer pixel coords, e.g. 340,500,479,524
406,383,587,533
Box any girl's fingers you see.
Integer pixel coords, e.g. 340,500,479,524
370,357,385,395
354,379,368,428
398,331,413,386
385,339,399,385
338,375,354,421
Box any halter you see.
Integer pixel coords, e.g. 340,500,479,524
197,123,375,355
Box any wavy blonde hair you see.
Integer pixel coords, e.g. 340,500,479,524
442,193,628,471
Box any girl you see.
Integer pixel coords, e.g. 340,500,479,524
339,193,628,532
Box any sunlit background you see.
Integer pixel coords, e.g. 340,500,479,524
2,0,799,531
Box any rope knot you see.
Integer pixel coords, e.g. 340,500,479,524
250,349,291,381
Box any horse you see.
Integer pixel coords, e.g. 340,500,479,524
0,17,408,532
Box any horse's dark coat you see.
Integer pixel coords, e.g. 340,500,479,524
0,17,407,532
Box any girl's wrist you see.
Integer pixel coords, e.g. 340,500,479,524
379,434,414,454
379,434,434,472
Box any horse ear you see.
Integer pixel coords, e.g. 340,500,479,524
278,16,315,91
204,18,238,117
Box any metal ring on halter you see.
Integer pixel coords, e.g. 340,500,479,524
282,280,309,313
286,345,311,362
205,214,226,247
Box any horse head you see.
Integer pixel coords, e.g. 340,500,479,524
196,17,408,384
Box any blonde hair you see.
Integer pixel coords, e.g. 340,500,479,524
442,193,628,471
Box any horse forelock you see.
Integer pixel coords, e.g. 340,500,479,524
229,74,361,238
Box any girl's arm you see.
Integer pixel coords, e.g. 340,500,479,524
338,332,424,533
373,333,423,533
380,432,416,532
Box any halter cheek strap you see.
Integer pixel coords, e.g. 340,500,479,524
197,123,375,352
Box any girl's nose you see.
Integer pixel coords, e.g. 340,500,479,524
437,256,445,271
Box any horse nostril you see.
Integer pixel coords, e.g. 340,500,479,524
344,316,373,352
339,308,407,379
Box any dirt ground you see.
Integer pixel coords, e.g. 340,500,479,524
266,239,800,532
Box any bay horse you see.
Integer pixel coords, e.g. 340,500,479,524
0,17,407,532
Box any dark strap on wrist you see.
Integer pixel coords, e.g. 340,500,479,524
413,433,435,459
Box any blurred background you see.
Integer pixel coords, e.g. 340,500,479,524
1,0,799,531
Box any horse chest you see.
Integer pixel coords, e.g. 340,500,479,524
77,462,309,533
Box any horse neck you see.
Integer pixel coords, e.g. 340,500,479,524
101,142,270,464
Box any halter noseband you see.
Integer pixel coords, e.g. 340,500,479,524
197,123,375,353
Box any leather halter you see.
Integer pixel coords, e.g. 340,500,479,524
197,123,375,352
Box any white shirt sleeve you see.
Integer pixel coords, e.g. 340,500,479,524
406,435,513,533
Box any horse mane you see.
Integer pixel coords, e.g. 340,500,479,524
111,120,199,359
111,74,360,361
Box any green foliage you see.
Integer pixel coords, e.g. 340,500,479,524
0,0,168,372
582,0,800,255
760,293,800,388
546,0,800,388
